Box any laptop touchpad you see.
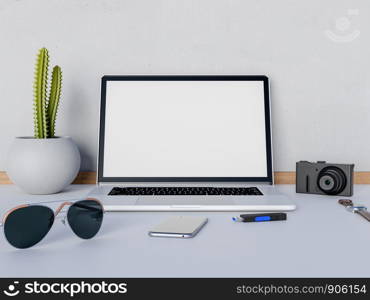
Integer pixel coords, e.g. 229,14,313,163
136,196,233,205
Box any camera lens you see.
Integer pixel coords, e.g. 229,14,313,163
317,166,347,195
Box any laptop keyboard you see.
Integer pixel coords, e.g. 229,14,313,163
108,187,263,196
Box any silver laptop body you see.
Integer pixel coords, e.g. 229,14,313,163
89,75,296,212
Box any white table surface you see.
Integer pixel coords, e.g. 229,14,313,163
0,184,369,278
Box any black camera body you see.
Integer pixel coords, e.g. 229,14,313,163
296,161,354,196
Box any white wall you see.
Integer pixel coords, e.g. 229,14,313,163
0,0,369,171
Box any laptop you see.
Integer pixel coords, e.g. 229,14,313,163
88,75,296,212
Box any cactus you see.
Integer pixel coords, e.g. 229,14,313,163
47,66,62,138
33,48,49,138
33,48,62,138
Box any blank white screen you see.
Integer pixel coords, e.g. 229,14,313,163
103,80,268,178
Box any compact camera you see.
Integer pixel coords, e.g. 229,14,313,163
296,161,354,196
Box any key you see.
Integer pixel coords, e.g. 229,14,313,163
339,199,370,222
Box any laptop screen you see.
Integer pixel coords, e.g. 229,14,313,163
99,76,272,182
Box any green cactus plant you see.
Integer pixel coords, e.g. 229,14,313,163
33,48,62,138
47,66,62,137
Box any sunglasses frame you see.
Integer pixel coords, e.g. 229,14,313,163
0,198,104,247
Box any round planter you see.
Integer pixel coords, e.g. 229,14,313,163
6,136,81,194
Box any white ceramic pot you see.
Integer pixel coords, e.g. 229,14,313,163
6,136,81,194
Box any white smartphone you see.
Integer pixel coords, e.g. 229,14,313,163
148,216,208,238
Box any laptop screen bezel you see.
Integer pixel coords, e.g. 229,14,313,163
98,75,273,183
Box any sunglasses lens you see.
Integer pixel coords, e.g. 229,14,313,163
4,206,54,249
67,200,103,239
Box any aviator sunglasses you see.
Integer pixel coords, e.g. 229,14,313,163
0,198,104,249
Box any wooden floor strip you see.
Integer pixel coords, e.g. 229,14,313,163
0,171,369,184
